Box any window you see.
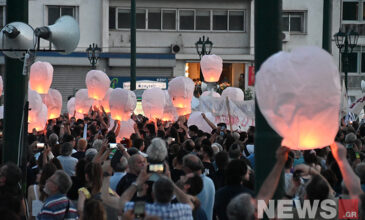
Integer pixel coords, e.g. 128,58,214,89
162,10,176,30
0,6,5,28
136,9,146,29
148,9,161,29
229,11,244,31
341,53,358,72
196,10,210,30
282,12,306,33
213,10,227,30
361,52,365,72
179,10,194,30
343,2,359,20
118,9,130,29
48,6,76,25
109,7,116,29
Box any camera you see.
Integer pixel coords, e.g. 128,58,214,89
147,163,165,173
134,201,145,218
109,143,117,149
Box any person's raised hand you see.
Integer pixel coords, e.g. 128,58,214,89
102,160,113,176
136,165,150,186
276,146,289,164
330,142,347,162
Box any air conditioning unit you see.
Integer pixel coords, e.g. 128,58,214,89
282,32,290,42
171,44,181,54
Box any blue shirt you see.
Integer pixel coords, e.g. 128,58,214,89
37,193,78,220
109,172,126,191
197,175,215,220
124,202,193,220
57,156,78,176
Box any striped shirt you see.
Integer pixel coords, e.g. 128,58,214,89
37,194,78,220
124,202,193,220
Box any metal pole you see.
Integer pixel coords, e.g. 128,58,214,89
130,0,136,91
2,0,28,164
322,0,332,53
344,35,349,91
254,0,284,199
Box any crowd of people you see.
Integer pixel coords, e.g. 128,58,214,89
0,105,364,220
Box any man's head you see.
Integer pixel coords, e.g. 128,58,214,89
112,156,128,173
305,174,329,203
146,138,167,163
181,173,203,196
92,139,103,152
182,154,204,174
227,193,255,220
44,170,72,196
228,144,241,160
61,142,73,156
48,133,59,146
0,162,21,187
133,138,145,151
62,134,76,147
188,125,199,138
77,138,87,151
225,159,248,185
128,154,146,175
152,177,174,204
183,139,195,152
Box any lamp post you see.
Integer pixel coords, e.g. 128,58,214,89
334,30,359,91
195,36,213,82
86,43,101,69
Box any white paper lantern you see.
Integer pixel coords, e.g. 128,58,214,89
85,70,111,101
168,76,195,115
162,91,178,121
221,87,244,102
200,54,223,82
187,111,215,133
28,103,48,133
67,97,75,116
142,88,165,120
117,119,136,142
201,91,221,98
0,76,3,97
109,88,137,121
43,88,62,119
100,88,113,113
28,89,43,123
0,106,3,119
29,61,53,94
255,46,341,150
75,89,94,114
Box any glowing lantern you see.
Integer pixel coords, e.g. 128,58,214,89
67,97,75,116
28,89,43,123
200,54,223,82
168,76,195,115
117,119,135,142
100,88,113,113
201,91,221,98
187,111,215,133
0,106,3,119
29,61,53,94
255,46,341,150
43,88,62,119
162,91,178,121
75,89,94,114
85,70,111,100
28,103,48,133
0,76,3,97
109,88,136,121
142,88,165,120
221,87,244,102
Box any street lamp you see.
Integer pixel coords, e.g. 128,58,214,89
86,43,101,69
334,29,359,91
195,36,213,82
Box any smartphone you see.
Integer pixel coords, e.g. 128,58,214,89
109,143,117,149
37,143,45,149
134,201,145,218
148,164,165,173
171,138,175,142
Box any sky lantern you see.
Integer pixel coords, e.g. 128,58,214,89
168,76,195,115
162,91,178,121
100,88,113,113
201,91,221,98
109,88,136,121
43,88,62,119
85,70,111,101
221,87,244,102
28,89,43,123
28,103,48,133
142,88,165,120
187,111,215,133
75,89,94,114
255,46,341,150
117,119,136,142
0,76,3,97
29,61,53,94
200,54,223,82
67,97,76,118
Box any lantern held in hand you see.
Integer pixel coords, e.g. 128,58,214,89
117,119,136,142
29,61,53,94
75,89,94,114
85,70,111,100
109,88,137,121
142,88,166,120
221,87,244,102
200,54,223,82
44,88,62,119
255,46,341,150
168,76,195,115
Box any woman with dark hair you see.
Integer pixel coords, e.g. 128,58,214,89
82,199,107,220
27,163,57,219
